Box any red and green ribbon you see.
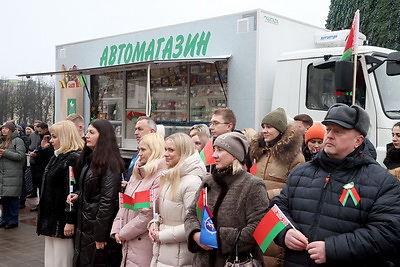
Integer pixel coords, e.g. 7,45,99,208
339,182,361,206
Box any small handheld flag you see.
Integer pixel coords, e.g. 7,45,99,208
69,166,76,185
200,139,216,166
119,190,152,211
249,160,258,176
133,190,151,210
200,206,218,248
253,204,291,253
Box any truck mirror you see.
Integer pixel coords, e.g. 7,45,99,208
313,55,341,69
335,60,354,92
387,52,400,76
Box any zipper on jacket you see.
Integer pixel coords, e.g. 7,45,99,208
309,172,331,241
306,172,331,266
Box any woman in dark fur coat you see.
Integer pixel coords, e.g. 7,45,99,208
185,132,269,266
37,120,84,267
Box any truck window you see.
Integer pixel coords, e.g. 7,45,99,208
306,63,366,110
373,56,400,119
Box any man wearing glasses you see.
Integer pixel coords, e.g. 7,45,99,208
209,108,236,139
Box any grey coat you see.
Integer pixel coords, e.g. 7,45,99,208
0,131,26,197
185,169,269,266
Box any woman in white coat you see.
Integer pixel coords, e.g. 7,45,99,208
149,133,206,266
111,133,165,267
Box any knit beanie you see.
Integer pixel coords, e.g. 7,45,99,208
261,108,287,133
305,123,326,144
2,121,16,132
213,132,249,162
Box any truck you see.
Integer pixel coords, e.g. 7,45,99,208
18,9,400,163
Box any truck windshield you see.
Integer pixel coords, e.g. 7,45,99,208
374,56,400,119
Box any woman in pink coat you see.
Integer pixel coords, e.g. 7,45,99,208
111,133,165,266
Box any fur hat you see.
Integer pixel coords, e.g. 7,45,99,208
305,123,326,144
1,121,16,132
213,132,248,162
322,104,370,136
261,108,287,133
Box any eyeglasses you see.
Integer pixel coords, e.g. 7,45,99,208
210,121,230,126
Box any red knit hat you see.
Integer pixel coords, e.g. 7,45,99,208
305,123,326,144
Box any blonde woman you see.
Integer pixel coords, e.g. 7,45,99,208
111,133,165,266
185,132,268,266
149,133,206,266
36,120,84,267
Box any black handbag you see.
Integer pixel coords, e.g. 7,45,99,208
224,229,263,267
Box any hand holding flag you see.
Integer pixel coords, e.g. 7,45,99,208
253,204,296,252
197,187,218,248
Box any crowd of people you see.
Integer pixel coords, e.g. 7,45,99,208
0,105,400,266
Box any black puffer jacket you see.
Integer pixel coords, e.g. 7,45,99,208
73,155,121,267
37,151,80,238
272,146,400,267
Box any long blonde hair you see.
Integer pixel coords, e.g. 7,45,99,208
161,133,196,200
49,120,84,154
132,133,165,180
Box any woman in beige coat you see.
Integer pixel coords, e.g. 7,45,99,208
111,133,165,266
249,108,305,267
149,133,206,267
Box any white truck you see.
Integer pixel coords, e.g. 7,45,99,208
18,9,400,163
271,31,400,164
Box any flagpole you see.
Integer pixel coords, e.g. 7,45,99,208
351,9,360,105
152,189,159,231
69,167,73,212
352,55,357,105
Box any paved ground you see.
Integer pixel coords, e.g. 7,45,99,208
0,197,44,267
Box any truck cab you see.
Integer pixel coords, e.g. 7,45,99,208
272,31,400,164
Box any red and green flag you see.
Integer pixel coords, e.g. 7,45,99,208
200,139,215,166
119,190,151,211
253,204,290,253
341,9,360,61
119,192,135,210
69,166,76,184
196,188,213,220
126,111,146,120
133,190,151,210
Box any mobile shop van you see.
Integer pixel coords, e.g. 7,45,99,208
19,9,400,163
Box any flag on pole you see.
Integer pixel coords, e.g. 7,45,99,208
200,139,216,166
200,206,218,248
341,9,360,61
253,204,290,253
69,166,76,184
119,193,135,210
196,188,206,219
196,188,213,220
119,190,152,211
133,190,151,210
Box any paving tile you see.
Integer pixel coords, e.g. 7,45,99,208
0,197,44,267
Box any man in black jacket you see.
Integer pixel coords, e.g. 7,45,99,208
272,104,400,266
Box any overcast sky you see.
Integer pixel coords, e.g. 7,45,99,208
0,0,330,79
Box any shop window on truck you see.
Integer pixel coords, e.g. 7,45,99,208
150,61,228,136
126,69,147,139
306,62,365,110
91,72,124,147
